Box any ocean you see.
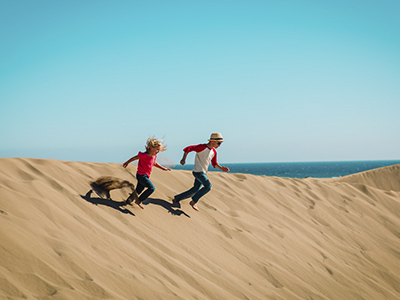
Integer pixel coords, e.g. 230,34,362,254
170,160,400,178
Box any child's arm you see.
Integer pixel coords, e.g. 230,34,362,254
181,144,207,165
210,149,229,172
180,152,188,165
215,164,230,173
154,161,171,171
122,155,139,168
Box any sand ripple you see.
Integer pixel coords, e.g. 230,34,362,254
1,158,399,299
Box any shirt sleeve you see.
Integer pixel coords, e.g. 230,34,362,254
183,144,207,153
211,148,218,168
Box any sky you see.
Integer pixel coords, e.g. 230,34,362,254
1,0,399,164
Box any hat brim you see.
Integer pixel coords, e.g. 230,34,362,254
208,139,224,142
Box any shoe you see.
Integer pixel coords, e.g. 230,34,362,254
125,193,134,205
171,198,181,208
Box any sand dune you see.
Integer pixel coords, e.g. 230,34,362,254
1,158,400,300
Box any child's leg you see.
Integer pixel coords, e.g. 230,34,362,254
174,173,202,201
136,174,155,202
135,180,145,195
191,172,212,204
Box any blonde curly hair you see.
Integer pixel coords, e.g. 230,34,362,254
145,137,166,153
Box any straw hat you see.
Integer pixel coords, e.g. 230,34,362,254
208,132,224,141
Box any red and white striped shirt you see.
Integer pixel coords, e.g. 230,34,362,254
183,144,218,173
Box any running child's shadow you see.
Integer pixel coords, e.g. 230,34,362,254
143,198,190,218
80,190,135,216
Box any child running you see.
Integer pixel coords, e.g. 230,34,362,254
173,132,229,211
123,137,171,209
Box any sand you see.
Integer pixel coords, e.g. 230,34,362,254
1,157,400,300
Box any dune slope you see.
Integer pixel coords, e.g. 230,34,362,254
1,158,400,300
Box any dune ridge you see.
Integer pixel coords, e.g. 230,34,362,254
1,157,400,300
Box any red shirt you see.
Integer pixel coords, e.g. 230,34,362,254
137,151,157,177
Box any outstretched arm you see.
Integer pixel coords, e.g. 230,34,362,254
154,161,171,171
122,155,139,168
180,144,206,165
215,164,229,173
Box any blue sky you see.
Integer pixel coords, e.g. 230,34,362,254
1,0,399,164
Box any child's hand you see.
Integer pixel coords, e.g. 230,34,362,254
180,159,186,165
122,162,129,168
221,166,230,173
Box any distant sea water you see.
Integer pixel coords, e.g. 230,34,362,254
170,160,400,178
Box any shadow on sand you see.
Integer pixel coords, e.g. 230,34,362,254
81,191,190,218
80,190,135,216
143,198,191,218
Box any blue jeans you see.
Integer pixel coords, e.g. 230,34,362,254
175,172,212,203
136,174,155,202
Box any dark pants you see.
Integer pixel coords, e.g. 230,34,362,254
175,172,212,203
136,174,155,202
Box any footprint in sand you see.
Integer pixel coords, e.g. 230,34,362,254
234,174,247,181
308,199,316,209
0,278,26,298
216,222,233,239
202,202,217,211
226,210,239,217
263,266,284,288
14,273,58,296
324,265,334,275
